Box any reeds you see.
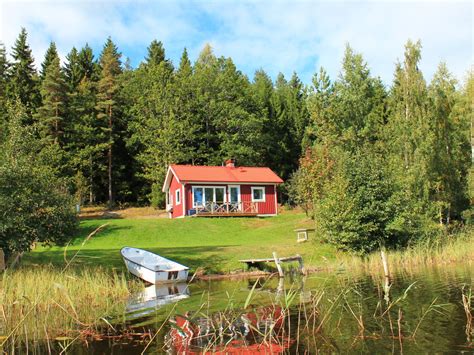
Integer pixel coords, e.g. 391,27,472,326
0,265,141,350
337,232,474,274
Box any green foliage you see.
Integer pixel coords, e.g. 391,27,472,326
96,37,123,207
291,41,470,253
40,42,59,80
37,56,67,143
0,102,77,257
8,28,40,114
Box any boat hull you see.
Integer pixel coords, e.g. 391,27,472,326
123,257,189,284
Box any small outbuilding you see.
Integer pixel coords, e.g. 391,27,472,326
162,159,283,218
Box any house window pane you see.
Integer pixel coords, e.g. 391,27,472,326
205,188,213,204
193,188,203,206
252,187,265,202
230,187,239,203
215,188,224,203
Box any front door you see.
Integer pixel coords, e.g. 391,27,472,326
229,185,241,211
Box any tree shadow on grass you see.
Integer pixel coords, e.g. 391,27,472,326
66,223,133,246
23,245,234,275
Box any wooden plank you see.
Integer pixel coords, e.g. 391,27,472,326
272,252,284,277
240,255,302,263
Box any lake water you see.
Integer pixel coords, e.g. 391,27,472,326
11,263,473,354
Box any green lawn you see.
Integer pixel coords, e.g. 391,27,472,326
23,212,337,274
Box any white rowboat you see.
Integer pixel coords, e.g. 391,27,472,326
121,247,189,284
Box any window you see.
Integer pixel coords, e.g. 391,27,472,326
175,189,181,205
192,186,226,207
193,187,203,206
251,187,265,202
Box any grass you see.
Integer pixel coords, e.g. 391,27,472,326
22,211,338,274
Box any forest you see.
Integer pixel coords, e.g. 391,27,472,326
0,28,471,254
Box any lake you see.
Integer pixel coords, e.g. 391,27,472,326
8,263,473,354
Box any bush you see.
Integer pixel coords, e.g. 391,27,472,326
0,101,78,259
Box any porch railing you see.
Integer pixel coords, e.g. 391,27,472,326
194,201,258,215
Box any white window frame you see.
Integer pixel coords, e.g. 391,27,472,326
175,189,181,205
192,186,227,208
251,187,266,202
228,185,241,204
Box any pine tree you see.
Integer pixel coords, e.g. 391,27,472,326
36,56,67,144
8,28,39,114
96,37,122,207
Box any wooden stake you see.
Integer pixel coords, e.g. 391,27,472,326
296,254,306,275
380,247,390,278
272,251,284,277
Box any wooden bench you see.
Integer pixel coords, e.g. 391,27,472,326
294,228,315,243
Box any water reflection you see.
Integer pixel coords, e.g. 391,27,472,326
126,283,190,319
166,305,292,353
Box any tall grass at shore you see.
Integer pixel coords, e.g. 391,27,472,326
336,230,473,274
0,265,141,351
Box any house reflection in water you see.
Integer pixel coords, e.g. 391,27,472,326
166,305,293,354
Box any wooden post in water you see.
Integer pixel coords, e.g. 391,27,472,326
380,247,390,278
296,254,306,275
380,246,391,303
272,252,284,277
0,249,5,271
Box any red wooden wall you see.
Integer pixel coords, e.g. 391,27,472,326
180,183,277,216
169,175,183,218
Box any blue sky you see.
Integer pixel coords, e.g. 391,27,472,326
0,0,472,85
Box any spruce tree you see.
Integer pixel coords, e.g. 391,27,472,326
40,42,59,80
96,37,122,207
78,44,96,80
9,28,39,113
304,67,332,146
64,47,82,90
0,43,10,121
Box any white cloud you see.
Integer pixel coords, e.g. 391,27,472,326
0,0,472,84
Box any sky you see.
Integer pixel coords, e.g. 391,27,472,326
0,0,472,85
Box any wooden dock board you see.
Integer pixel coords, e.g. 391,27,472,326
240,253,305,277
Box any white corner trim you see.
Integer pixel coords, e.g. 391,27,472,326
273,184,278,215
162,165,181,192
182,184,186,217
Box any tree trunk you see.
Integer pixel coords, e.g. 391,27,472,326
108,104,113,208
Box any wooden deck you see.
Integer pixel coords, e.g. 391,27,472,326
191,201,258,217
194,212,258,217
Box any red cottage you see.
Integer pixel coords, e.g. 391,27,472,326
162,160,283,218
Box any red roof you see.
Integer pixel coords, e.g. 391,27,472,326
170,164,283,184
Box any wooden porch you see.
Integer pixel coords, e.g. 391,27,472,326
190,201,258,217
